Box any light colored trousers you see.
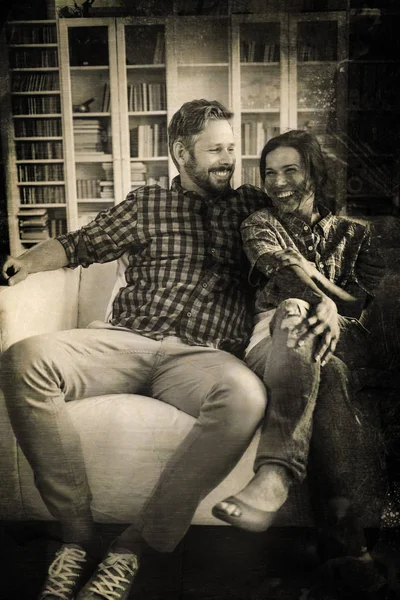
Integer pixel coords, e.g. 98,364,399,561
0,323,267,552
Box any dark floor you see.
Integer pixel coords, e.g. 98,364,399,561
1,522,322,600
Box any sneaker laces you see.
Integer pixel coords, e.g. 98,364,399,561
88,552,139,600
40,545,87,599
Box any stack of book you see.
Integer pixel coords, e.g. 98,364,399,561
100,181,114,199
130,162,147,189
18,208,49,241
74,119,104,154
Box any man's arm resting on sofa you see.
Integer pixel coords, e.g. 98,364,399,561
2,238,68,286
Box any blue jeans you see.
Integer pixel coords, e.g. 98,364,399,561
0,323,267,552
246,299,372,482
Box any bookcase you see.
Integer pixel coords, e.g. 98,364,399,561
4,20,67,254
3,12,348,254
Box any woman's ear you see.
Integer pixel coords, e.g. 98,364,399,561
173,141,188,169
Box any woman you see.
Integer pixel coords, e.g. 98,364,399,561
213,130,394,595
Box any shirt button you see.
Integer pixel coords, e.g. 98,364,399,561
211,249,216,254
187,312,192,317
319,263,324,269
303,225,309,231
202,283,207,288
308,245,313,251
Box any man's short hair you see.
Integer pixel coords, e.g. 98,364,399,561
168,99,234,169
260,130,328,199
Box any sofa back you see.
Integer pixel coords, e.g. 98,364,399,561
77,261,117,328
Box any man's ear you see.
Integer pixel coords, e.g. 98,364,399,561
173,141,189,168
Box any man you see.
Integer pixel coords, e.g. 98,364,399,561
0,99,269,600
213,130,389,595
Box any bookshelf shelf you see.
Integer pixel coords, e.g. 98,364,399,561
13,114,62,118
13,91,61,95
18,204,67,208
178,63,228,68
8,20,57,25
128,111,167,116
241,62,280,67
17,181,65,186
15,136,63,141
11,67,59,72
297,61,338,66
16,159,64,163
126,64,165,70
73,113,112,117
70,66,110,72
77,198,115,203
9,44,58,48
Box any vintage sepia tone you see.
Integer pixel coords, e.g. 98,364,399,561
0,0,399,598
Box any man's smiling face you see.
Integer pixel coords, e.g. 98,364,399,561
263,146,314,215
180,119,236,196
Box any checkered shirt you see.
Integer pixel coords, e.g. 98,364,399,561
57,177,267,354
240,202,385,314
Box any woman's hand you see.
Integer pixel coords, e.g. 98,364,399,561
293,295,340,365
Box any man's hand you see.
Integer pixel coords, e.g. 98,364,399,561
293,295,340,365
273,248,319,280
1,256,29,286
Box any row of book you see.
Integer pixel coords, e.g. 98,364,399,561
13,96,61,116
127,83,166,112
240,42,280,63
20,186,65,204
17,164,64,182
242,165,262,188
297,43,336,62
14,118,62,138
76,179,115,199
130,124,168,158
242,123,280,156
8,25,57,45
12,73,59,92
10,48,58,68
16,141,64,160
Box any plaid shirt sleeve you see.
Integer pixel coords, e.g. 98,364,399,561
353,223,386,297
240,210,285,281
57,192,139,268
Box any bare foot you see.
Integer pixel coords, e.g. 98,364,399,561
212,465,292,531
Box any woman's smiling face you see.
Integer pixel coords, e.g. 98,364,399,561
263,146,315,215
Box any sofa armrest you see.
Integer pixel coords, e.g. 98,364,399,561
0,268,80,351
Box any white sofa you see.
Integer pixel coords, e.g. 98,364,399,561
0,261,316,527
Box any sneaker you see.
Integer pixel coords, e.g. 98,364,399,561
38,543,88,600
76,550,139,600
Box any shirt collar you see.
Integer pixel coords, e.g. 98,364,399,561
270,201,333,238
171,175,238,201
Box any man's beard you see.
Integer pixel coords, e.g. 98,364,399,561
185,155,234,195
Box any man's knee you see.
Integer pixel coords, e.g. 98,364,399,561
216,364,267,427
0,334,56,391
